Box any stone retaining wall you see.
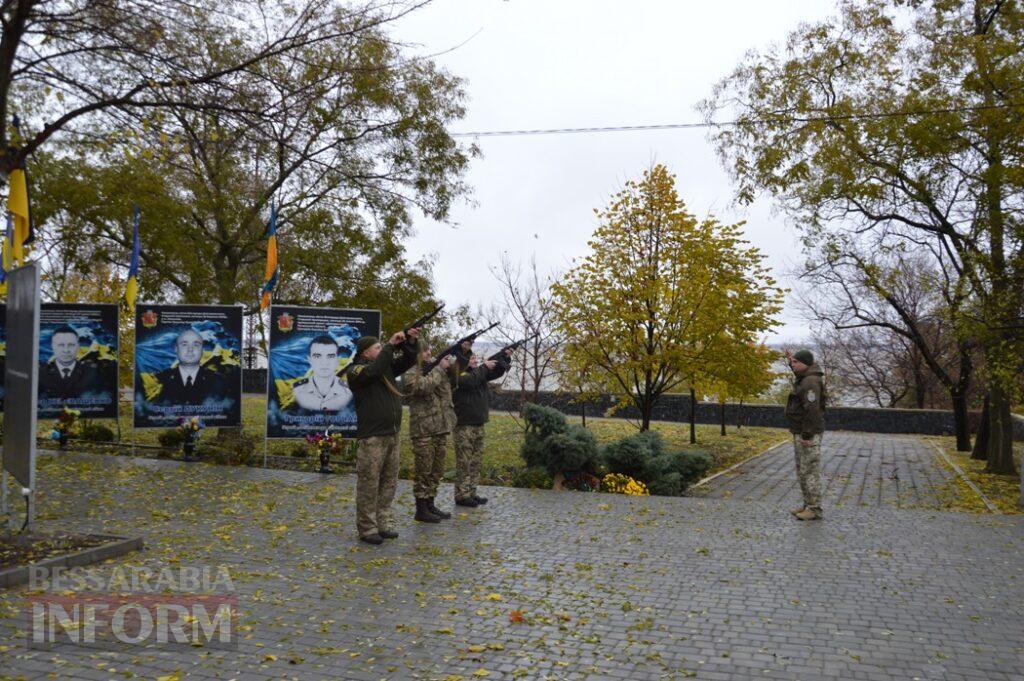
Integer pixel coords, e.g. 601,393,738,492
489,390,1024,441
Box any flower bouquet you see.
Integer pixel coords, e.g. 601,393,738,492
50,407,81,448
177,417,204,461
306,430,347,474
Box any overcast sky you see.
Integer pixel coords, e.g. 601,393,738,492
394,0,839,343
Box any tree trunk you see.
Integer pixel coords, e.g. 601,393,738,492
689,388,697,444
971,394,990,461
951,388,971,452
720,400,726,436
985,384,1017,475
737,398,744,430
640,396,652,432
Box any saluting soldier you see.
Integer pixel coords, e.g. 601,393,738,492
347,329,419,545
784,349,827,521
292,335,353,412
451,343,511,507
406,344,457,523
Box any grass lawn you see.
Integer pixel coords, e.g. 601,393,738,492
929,436,1022,514
38,396,787,488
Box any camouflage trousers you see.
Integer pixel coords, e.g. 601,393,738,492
453,425,485,500
356,434,400,538
793,433,823,511
412,433,449,498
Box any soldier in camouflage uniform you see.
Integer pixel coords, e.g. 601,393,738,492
451,343,512,507
406,345,457,523
784,349,827,521
347,330,419,545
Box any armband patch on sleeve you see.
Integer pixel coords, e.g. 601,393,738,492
351,365,364,376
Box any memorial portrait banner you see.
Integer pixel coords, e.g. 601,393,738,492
266,306,381,439
134,304,243,428
37,303,119,419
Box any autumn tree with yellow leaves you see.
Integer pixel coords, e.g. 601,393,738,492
551,164,784,432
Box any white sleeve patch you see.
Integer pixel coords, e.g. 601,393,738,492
807,390,816,402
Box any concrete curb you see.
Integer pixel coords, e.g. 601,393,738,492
0,536,144,590
929,443,999,514
691,437,790,490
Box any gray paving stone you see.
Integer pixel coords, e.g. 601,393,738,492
1,435,1021,681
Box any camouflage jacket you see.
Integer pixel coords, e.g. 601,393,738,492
406,364,456,437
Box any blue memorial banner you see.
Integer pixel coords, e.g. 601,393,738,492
134,304,243,428
266,305,381,439
38,303,119,418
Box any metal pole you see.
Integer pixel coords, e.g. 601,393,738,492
262,306,270,469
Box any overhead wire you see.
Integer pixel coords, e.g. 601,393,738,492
450,102,1024,138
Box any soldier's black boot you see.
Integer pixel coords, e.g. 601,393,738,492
455,496,479,508
414,498,441,523
472,494,488,505
427,497,451,519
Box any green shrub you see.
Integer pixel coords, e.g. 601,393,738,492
602,431,712,496
513,466,554,489
520,403,600,476
79,423,116,442
157,429,185,448
290,445,309,458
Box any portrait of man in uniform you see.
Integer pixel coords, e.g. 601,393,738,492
39,325,99,400
291,335,353,413
154,328,227,405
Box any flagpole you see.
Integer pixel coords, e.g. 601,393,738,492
126,205,140,458
261,308,269,469
259,201,277,469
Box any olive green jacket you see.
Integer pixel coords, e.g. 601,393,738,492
347,341,418,439
784,363,826,438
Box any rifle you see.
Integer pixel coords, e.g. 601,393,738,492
404,303,445,335
423,321,499,373
488,332,539,361
338,303,446,377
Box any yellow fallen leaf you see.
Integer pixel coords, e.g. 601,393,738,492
263,653,277,662
156,673,181,681
467,644,486,653
485,593,502,601
473,670,490,678
486,642,505,650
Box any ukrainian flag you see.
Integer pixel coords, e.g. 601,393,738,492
8,163,33,265
125,205,140,308
260,202,279,310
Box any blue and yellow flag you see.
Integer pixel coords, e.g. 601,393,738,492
125,205,141,308
0,215,12,295
260,202,279,310
8,166,32,265
8,116,33,265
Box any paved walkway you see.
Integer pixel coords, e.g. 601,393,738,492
693,432,955,510
1,435,1022,680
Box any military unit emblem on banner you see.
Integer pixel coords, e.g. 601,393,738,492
141,310,158,328
277,312,294,332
